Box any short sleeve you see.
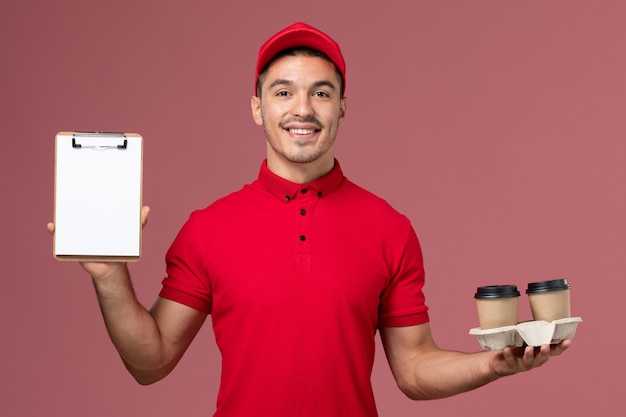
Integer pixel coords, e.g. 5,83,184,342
159,212,212,314
378,223,429,327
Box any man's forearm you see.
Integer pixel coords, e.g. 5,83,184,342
399,344,559,400
90,264,169,383
397,349,501,400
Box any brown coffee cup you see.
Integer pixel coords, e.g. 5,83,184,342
474,285,520,329
526,278,571,322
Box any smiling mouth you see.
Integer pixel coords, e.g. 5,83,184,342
287,128,319,135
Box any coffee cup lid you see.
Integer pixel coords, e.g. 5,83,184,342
474,285,520,299
526,278,571,294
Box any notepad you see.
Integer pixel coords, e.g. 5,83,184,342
54,132,143,261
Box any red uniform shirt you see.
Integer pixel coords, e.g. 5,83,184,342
160,160,429,417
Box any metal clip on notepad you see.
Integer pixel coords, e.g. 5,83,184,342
71,132,128,149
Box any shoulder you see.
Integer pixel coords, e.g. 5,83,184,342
339,178,410,221
328,178,414,240
188,180,263,222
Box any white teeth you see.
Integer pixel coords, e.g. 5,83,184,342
289,128,316,135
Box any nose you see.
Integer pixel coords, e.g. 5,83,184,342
290,93,314,118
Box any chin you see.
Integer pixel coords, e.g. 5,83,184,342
285,155,322,164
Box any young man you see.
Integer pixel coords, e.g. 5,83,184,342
49,22,570,417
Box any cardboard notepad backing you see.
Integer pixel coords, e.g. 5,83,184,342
53,132,143,261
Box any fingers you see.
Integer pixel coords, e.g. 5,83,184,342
141,206,150,228
47,222,55,235
528,344,551,368
550,339,571,356
500,343,555,375
500,347,524,373
522,345,537,368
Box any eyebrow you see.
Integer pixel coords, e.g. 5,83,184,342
268,79,337,91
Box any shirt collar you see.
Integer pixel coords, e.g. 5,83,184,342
258,159,345,203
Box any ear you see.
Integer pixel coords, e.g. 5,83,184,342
251,96,263,126
338,96,347,127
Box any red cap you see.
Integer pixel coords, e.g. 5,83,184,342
255,22,346,95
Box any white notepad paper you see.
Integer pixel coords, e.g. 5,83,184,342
54,132,142,261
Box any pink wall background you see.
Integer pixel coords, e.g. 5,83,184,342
2,1,624,416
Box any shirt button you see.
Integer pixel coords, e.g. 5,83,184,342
299,235,306,241
317,191,322,197
285,195,291,201
301,188,308,194
300,209,306,215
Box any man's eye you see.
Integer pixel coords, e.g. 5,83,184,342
314,91,329,98
276,91,290,97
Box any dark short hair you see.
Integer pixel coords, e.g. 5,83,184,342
256,47,344,97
